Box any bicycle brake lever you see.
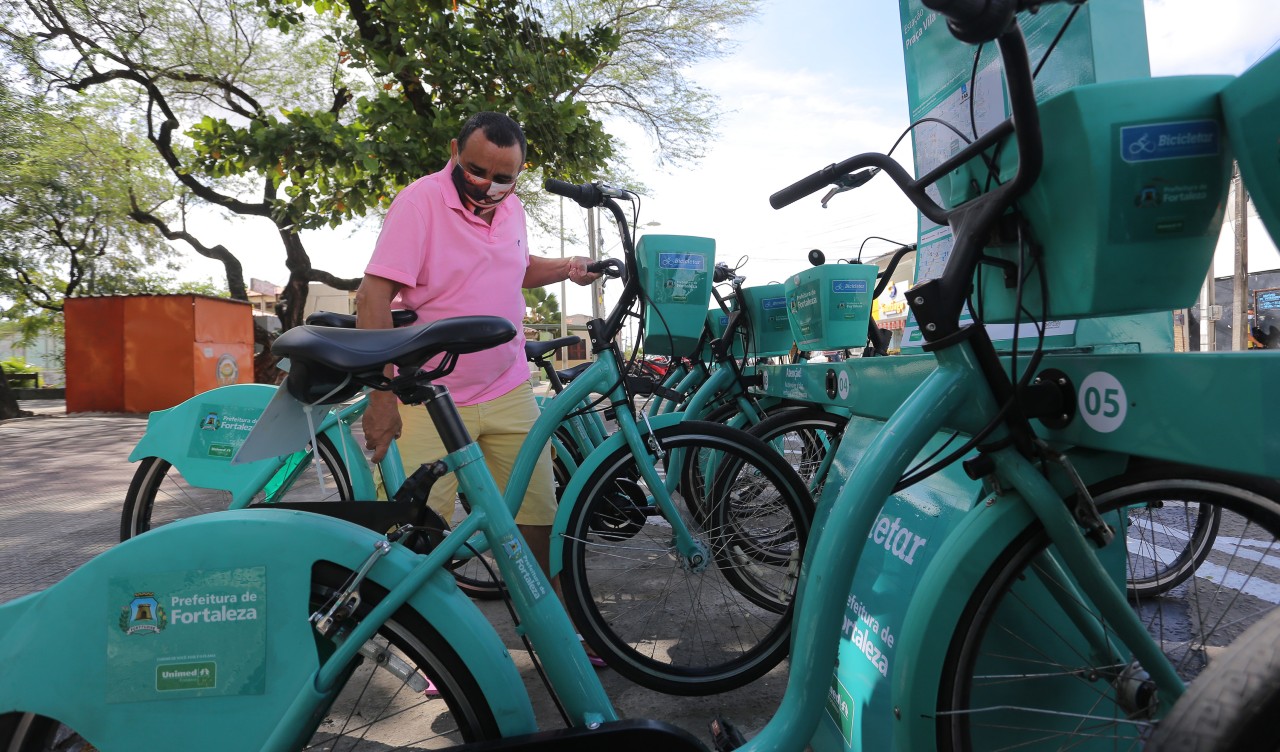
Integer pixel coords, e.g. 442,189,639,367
820,168,882,208
820,186,844,208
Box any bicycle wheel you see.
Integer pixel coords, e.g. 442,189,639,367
306,561,501,749
561,420,810,695
680,401,804,525
0,562,502,751
1085,462,1235,600
936,467,1280,750
445,494,504,601
745,407,847,503
120,433,354,540
1145,605,1280,752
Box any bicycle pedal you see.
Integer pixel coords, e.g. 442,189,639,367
708,716,746,751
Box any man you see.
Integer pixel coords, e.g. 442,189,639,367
356,112,598,600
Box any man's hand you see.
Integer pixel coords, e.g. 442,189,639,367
567,256,601,286
362,391,402,463
355,273,405,463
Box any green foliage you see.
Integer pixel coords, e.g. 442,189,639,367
0,75,179,332
183,0,620,229
523,287,560,325
0,357,38,375
540,0,758,166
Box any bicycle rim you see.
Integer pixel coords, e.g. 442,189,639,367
937,480,1280,750
562,421,809,695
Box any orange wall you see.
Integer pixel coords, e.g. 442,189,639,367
64,297,125,413
123,297,196,413
66,295,253,414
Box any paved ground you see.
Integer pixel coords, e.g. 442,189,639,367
0,399,788,745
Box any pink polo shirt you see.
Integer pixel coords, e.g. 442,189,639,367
365,163,530,406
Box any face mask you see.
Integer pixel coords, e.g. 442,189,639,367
451,160,516,213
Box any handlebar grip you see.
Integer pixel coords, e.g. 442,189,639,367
587,258,624,278
713,262,734,284
544,179,601,208
770,165,839,210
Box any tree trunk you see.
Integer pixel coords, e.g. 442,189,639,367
0,367,34,420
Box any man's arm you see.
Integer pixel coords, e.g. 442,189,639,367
355,273,404,463
524,255,599,288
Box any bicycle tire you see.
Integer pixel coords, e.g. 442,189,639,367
444,494,504,601
120,432,354,540
561,420,810,695
1089,465,1229,599
0,562,502,751
681,401,805,525
1145,605,1280,752
745,407,848,503
936,467,1280,750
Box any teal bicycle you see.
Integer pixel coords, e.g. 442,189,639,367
116,202,813,695
3,1,1279,748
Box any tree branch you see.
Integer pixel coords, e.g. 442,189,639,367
127,199,249,301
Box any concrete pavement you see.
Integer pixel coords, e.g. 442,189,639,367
0,400,788,743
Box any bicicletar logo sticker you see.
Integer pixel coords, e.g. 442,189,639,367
107,566,267,703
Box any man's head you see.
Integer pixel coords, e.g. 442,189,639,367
450,112,526,215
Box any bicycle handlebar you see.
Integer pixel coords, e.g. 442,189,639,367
773,4,1049,341
544,179,628,209
587,259,625,278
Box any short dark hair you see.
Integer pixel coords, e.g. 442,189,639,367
458,112,527,161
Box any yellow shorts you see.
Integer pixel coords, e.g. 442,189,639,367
396,382,557,527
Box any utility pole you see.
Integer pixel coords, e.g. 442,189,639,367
559,197,568,368
588,207,604,321
1202,270,1217,352
1231,163,1250,351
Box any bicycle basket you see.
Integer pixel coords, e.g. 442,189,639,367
738,284,794,357
973,75,1234,322
784,264,878,351
637,235,716,357
1222,48,1280,247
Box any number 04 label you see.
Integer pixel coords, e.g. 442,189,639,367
1078,372,1127,433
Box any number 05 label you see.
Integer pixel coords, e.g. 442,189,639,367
1078,372,1127,433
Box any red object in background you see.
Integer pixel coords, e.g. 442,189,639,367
65,295,254,414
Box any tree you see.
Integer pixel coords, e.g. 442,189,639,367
0,368,32,420
3,0,759,379
2,0,622,387
542,0,759,166
0,76,204,342
523,287,561,325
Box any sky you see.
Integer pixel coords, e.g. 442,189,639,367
178,0,1280,319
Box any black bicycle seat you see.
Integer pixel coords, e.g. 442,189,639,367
304,309,419,328
557,362,592,383
274,316,516,403
525,335,581,362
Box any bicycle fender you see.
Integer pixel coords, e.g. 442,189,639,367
127,384,286,495
0,509,536,750
889,497,1037,751
548,412,686,576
